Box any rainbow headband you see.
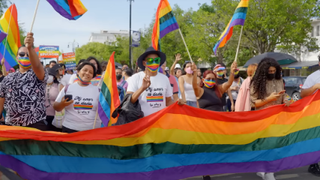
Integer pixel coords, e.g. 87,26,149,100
18,57,31,69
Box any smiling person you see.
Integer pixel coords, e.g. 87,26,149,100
0,33,48,130
53,62,101,133
127,47,173,117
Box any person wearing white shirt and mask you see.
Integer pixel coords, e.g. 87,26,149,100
127,47,174,117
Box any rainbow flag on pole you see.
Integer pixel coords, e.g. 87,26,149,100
98,52,120,126
213,0,249,55
152,0,179,50
1,91,320,179
0,4,21,71
47,0,87,20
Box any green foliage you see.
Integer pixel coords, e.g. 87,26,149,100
75,42,113,62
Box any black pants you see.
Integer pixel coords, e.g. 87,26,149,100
45,116,62,132
227,99,236,112
27,120,47,131
62,126,78,133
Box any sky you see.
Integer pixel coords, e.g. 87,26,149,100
12,0,212,56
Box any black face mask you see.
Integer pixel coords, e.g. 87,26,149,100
116,74,122,81
267,73,275,80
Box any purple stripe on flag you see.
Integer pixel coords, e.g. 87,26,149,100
0,32,7,43
160,23,179,38
47,0,74,20
98,102,110,126
213,18,246,54
1,150,320,180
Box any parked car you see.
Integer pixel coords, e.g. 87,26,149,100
283,76,306,101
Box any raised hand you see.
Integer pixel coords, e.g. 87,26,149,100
142,69,151,91
24,32,34,49
175,53,182,62
1,58,4,66
230,61,238,74
191,62,197,72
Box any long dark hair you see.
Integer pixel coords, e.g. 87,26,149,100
251,58,282,100
87,56,102,75
182,61,192,75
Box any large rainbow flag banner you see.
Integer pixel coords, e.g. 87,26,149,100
98,52,120,126
152,0,179,50
47,0,87,20
0,4,21,71
213,0,249,55
1,91,320,180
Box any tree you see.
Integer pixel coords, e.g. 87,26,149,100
75,42,112,62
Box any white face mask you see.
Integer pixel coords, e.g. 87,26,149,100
47,75,54,84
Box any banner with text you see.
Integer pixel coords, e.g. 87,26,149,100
39,45,59,58
62,52,76,70
132,31,141,47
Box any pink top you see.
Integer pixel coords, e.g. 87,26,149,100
235,77,252,112
117,79,128,91
45,83,59,116
168,74,179,94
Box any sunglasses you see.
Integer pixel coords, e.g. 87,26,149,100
18,52,29,57
146,57,161,65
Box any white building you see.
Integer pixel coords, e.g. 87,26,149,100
299,19,320,62
89,30,129,45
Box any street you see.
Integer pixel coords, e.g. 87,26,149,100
185,166,319,180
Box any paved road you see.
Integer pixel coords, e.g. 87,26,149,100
185,166,319,180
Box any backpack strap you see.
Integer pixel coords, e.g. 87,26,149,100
120,80,126,88
111,94,130,118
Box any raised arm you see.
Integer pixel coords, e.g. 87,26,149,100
170,53,182,76
1,59,6,76
191,63,202,98
220,61,237,94
25,33,45,80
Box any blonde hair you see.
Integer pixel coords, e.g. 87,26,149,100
247,64,258,77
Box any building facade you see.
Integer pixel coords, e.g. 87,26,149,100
89,30,129,45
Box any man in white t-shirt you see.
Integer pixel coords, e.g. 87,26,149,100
127,47,173,117
300,57,320,176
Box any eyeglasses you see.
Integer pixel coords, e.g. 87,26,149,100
146,57,161,65
18,52,29,57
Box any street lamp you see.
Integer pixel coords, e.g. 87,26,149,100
68,40,79,53
128,0,134,68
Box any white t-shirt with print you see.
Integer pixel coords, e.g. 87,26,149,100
127,71,173,117
302,70,320,90
55,83,101,131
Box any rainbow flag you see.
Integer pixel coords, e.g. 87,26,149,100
1,92,320,179
47,0,87,20
152,0,179,50
98,52,120,126
0,4,21,71
213,0,249,55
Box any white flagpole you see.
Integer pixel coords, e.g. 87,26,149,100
234,26,244,62
92,110,98,129
29,0,41,33
178,28,193,63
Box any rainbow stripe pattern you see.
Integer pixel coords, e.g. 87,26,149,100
18,57,31,69
1,92,320,180
98,52,120,126
146,96,163,102
152,0,179,50
204,80,216,88
47,0,87,20
146,63,160,73
74,104,93,110
213,0,249,55
0,4,21,71
91,74,101,86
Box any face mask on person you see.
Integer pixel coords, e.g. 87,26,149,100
185,67,193,74
77,74,91,85
47,75,54,84
18,57,31,69
217,71,224,77
116,74,122,81
204,79,216,88
146,57,160,73
267,73,275,80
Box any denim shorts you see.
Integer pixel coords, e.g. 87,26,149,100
186,101,197,108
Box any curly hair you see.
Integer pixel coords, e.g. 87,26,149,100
250,58,282,100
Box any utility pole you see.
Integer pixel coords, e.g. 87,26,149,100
128,0,134,68
68,40,79,53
